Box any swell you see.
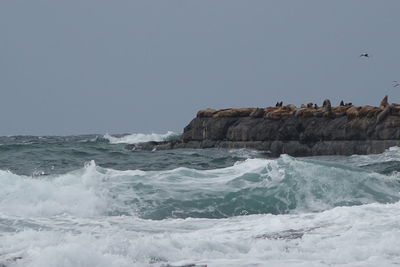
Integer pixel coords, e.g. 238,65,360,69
121,156,400,219
1,155,399,220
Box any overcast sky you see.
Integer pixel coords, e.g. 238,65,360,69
1,1,400,135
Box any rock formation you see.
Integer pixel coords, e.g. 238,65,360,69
126,96,400,156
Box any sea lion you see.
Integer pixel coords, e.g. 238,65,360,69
379,95,388,109
322,99,332,112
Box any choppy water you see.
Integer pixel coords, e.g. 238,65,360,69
1,133,400,266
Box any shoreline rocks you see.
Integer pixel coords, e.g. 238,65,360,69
126,96,400,157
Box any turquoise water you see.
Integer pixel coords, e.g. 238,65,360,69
1,133,400,266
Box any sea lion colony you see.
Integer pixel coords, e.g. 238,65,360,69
197,95,396,122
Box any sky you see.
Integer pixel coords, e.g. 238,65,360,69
1,1,400,135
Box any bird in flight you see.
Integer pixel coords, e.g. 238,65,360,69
393,81,400,87
360,53,370,58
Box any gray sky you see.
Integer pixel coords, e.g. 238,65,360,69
1,1,400,135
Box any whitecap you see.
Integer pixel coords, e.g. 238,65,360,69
103,131,180,144
0,161,108,218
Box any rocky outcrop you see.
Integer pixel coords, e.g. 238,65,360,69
126,97,400,156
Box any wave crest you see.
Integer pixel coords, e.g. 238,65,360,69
103,131,180,144
0,161,109,218
1,155,400,220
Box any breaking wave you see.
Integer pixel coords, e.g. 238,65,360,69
1,156,399,220
103,131,180,144
2,146,400,266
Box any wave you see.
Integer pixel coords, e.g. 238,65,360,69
103,131,180,144
123,155,400,219
3,148,400,267
0,161,110,217
1,156,399,219
321,146,400,175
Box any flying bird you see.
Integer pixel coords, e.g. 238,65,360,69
393,81,400,87
360,53,370,58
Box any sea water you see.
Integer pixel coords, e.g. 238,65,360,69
1,133,400,267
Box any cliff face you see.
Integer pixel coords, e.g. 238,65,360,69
181,114,400,156
127,98,400,156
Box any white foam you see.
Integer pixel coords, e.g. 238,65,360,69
104,131,179,144
2,202,400,267
0,161,108,217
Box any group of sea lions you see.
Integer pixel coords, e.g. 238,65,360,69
197,95,399,122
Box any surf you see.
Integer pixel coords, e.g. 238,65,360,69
104,131,180,144
1,155,399,220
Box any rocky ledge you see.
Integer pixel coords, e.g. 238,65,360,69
126,96,400,156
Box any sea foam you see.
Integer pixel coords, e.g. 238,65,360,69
2,202,400,267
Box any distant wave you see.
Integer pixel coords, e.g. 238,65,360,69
103,131,180,144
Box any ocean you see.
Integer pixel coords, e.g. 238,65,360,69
1,133,400,267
